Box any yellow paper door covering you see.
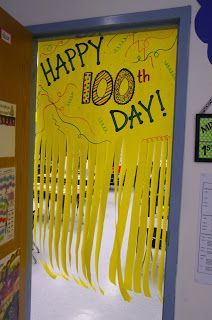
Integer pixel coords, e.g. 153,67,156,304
34,27,178,301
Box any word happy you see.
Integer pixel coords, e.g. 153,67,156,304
40,36,104,86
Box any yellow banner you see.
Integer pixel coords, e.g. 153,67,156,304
35,27,178,301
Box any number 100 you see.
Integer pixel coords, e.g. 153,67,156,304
81,68,135,106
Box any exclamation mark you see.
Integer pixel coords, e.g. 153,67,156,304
156,89,167,117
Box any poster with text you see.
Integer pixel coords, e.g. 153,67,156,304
0,100,16,158
0,249,20,320
0,168,15,246
34,28,178,300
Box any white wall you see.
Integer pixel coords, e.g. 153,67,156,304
1,0,212,319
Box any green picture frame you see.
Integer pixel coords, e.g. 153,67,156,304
195,114,212,162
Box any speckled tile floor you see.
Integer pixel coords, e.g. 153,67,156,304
31,192,162,320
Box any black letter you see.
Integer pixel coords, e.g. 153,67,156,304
56,53,70,79
65,48,76,71
110,110,128,132
129,105,143,129
40,58,57,86
201,126,206,134
88,36,104,65
208,122,212,129
75,43,89,67
138,95,154,123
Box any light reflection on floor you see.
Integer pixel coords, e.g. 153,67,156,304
31,191,162,320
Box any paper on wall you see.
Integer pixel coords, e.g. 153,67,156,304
0,167,16,246
0,100,16,157
195,173,212,284
0,249,20,320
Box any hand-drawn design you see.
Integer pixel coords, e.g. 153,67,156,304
107,34,129,53
132,36,177,65
195,0,212,64
98,117,108,132
38,85,96,138
67,92,74,107
164,60,176,80
40,39,70,58
53,106,111,145
39,86,109,144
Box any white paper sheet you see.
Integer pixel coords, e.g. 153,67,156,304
195,173,212,284
0,100,16,157
0,167,16,246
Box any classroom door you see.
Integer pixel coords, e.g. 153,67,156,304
0,6,32,320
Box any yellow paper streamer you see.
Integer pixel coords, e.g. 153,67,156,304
43,135,52,246
75,140,88,272
133,141,154,293
151,140,167,283
48,132,59,267
81,143,97,278
158,137,172,300
124,140,148,291
33,134,41,242
68,139,79,266
60,137,73,275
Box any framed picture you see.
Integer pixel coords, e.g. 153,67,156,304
195,114,212,162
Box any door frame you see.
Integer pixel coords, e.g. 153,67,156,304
27,6,191,320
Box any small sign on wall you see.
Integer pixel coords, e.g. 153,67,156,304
195,114,212,162
1,28,11,44
0,100,16,157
